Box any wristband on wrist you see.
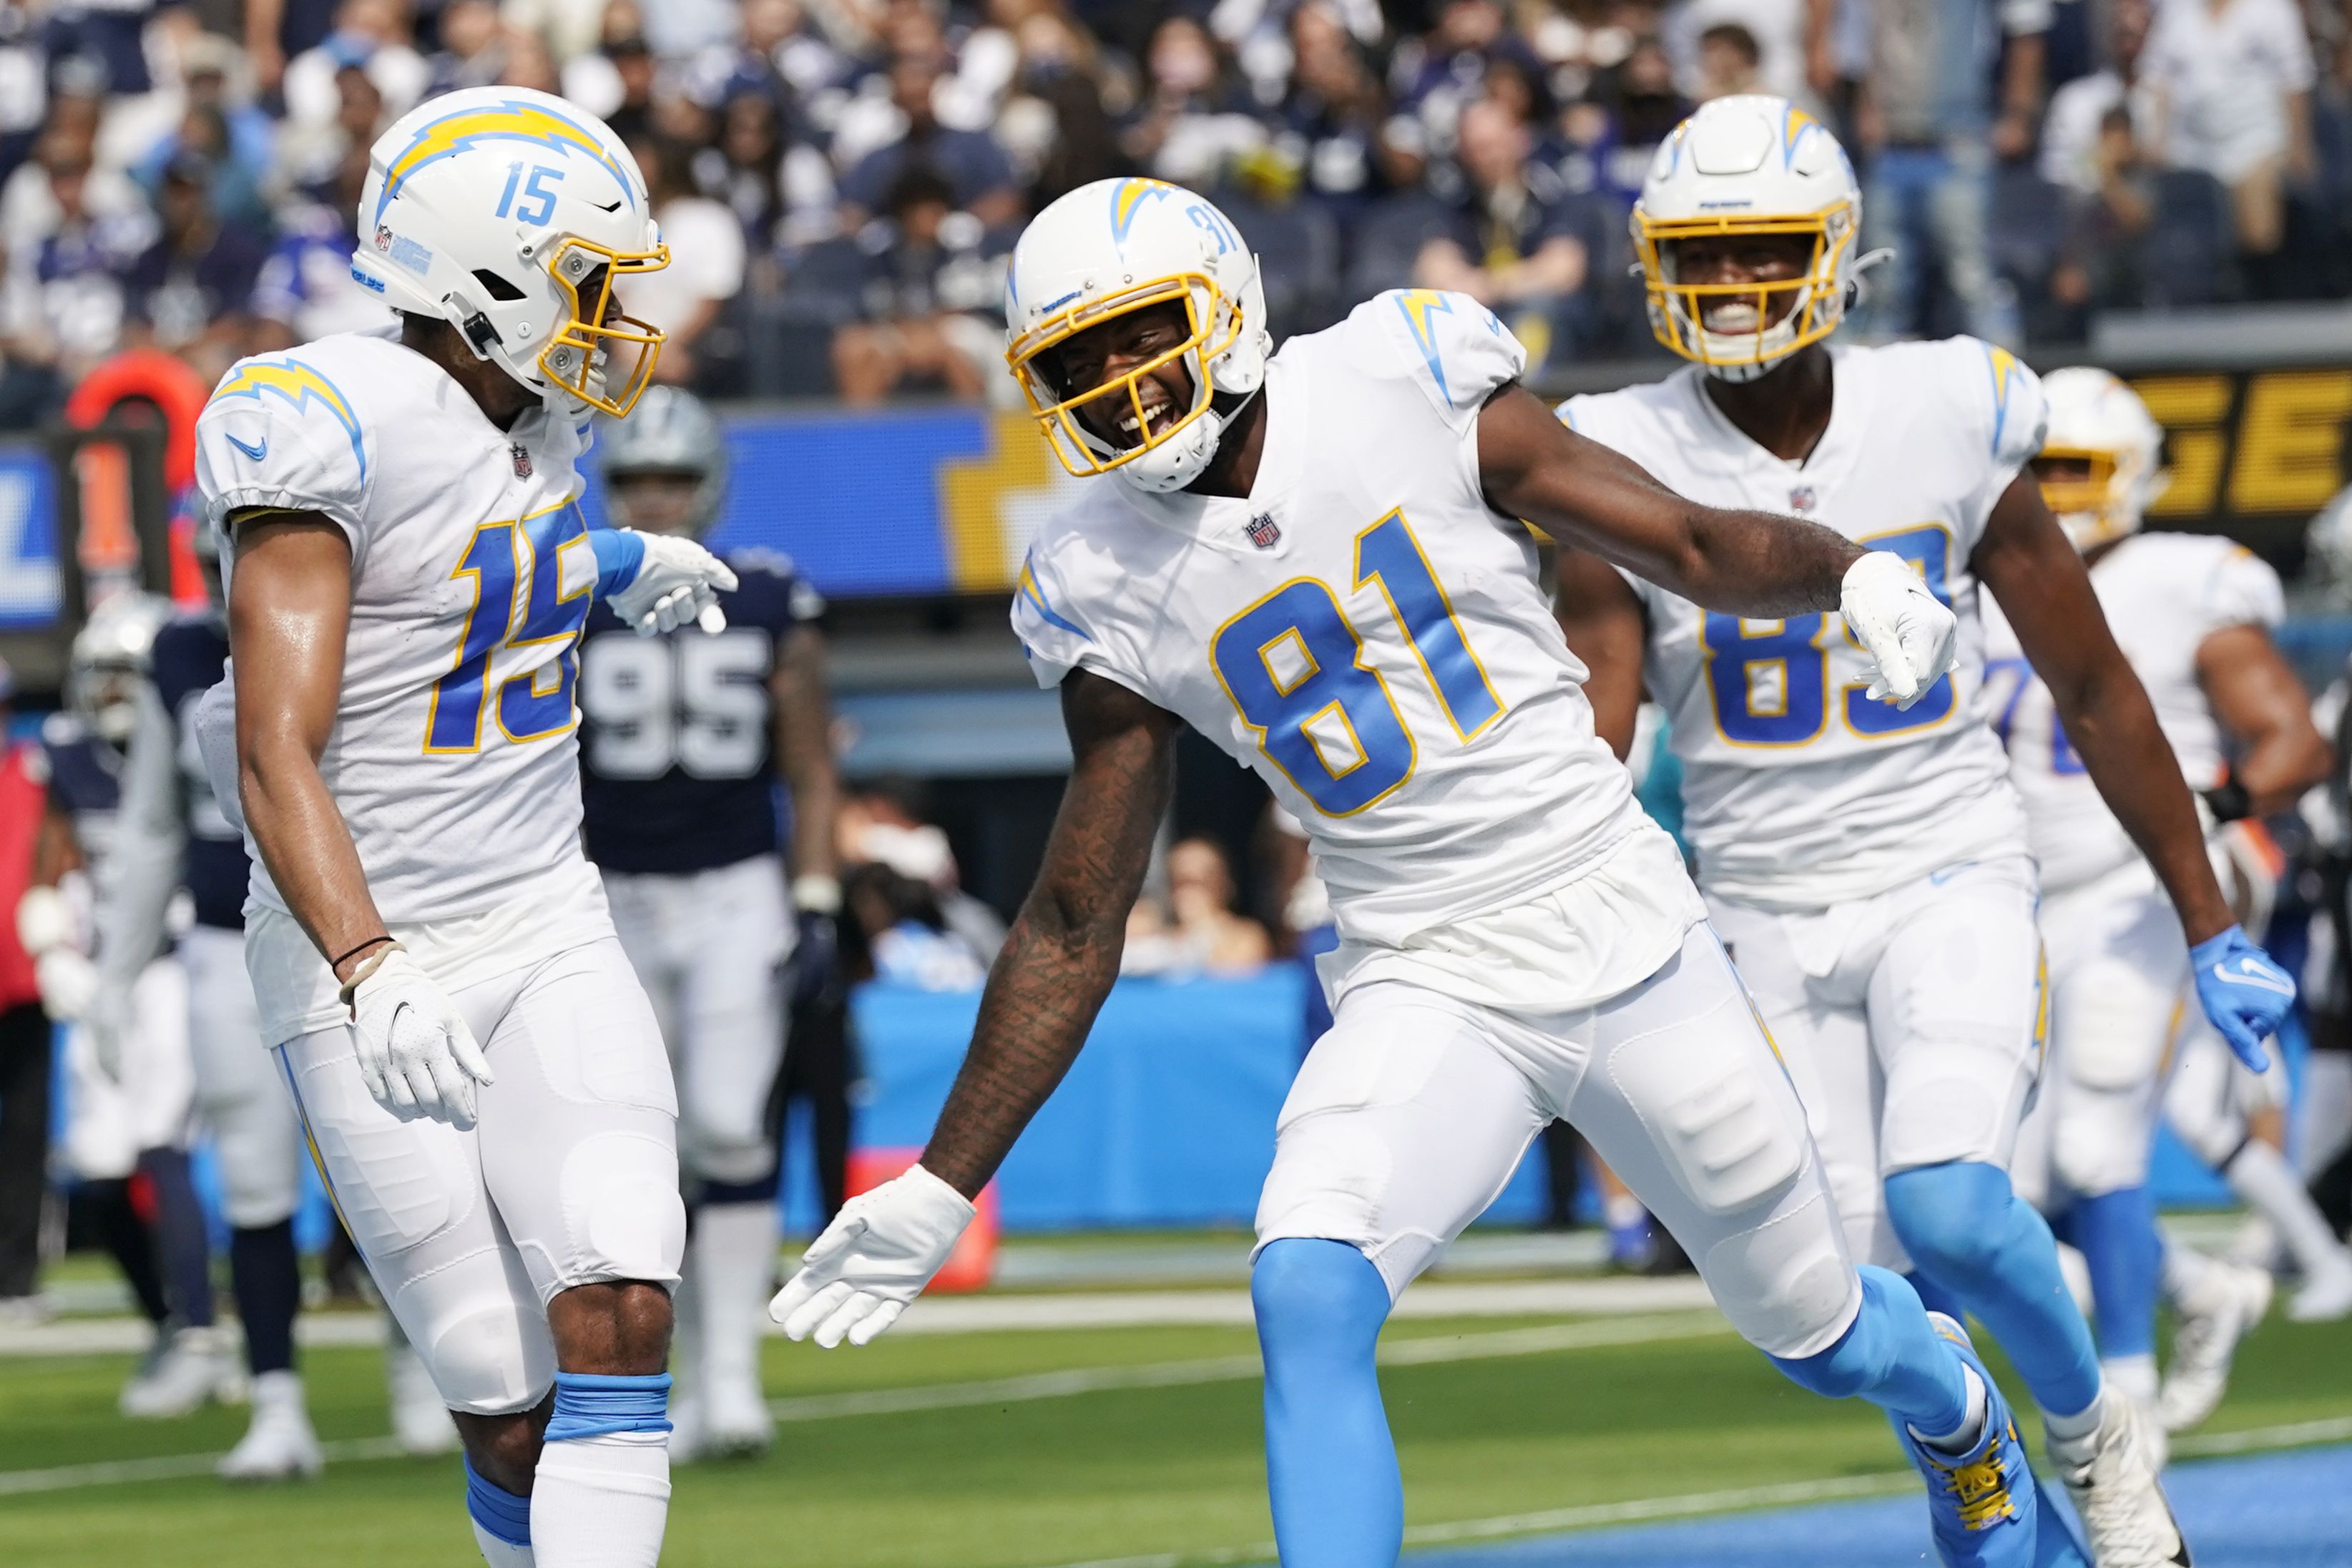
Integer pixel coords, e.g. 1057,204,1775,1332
336,941,405,1011
792,873,843,915
2202,779,2253,824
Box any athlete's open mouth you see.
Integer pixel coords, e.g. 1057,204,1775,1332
1701,300,1765,334
1112,383,1181,444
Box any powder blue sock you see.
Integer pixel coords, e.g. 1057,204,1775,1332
1253,1240,1401,1568
1771,1265,1971,1436
1886,1161,2102,1417
2072,1185,2162,1360
465,1455,532,1546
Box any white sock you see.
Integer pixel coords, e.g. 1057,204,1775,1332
2302,1053,2352,1177
691,1201,780,1394
531,1432,670,1568
2042,1383,2106,1446
2102,1353,2158,1406
2227,1140,2352,1279
2163,1236,2223,1308
473,1524,536,1568
1914,1364,1991,1454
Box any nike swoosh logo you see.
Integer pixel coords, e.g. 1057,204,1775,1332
2212,957,2295,996
225,433,267,461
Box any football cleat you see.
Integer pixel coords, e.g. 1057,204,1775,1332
217,1371,324,1481
1896,1314,2070,1567
120,1324,243,1418
699,1373,775,1459
2049,1390,2191,1567
2159,1260,2271,1433
2287,1254,2352,1323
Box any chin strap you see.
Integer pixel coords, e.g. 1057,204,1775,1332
1846,248,1897,309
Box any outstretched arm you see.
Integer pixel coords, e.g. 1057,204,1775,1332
2197,624,2330,818
922,670,1180,1194
1480,385,1863,617
772,670,1179,1346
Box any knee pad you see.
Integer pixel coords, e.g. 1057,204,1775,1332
679,1124,779,1191
2052,1084,2156,1199
1697,1186,1862,1358
212,1111,302,1230
1252,1239,1390,1361
1883,1163,2024,1286
557,1132,687,1293
418,1295,557,1416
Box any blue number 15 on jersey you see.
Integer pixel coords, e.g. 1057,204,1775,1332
425,500,592,753
1211,509,1503,816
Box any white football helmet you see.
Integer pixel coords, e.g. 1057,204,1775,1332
2036,366,2170,552
1632,96,1863,382
2306,486,2352,607
598,386,728,539
1004,177,1271,494
353,87,670,417
68,593,172,746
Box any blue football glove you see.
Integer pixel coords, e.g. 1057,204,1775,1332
2190,924,2295,1073
793,908,840,1010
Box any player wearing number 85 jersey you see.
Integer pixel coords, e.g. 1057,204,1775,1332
771,175,2084,1568
191,87,738,1568
577,386,841,1461
1554,96,2297,1567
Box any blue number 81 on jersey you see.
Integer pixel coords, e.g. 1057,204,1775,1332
1702,524,1956,745
425,500,592,753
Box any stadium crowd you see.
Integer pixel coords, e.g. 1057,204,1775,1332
1,0,2347,421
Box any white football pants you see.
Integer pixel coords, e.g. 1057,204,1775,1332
61,956,194,1180
1256,921,1862,1359
184,924,305,1229
1705,855,2047,1273
602,855,793,1190
277,936,683,1415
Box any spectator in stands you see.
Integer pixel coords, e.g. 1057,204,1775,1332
709,90,792,250
121,150,267,384
282,0,426,133
1,82,143,247
1695,21,1764,102
619,137,745,389
1387,0,1543,159
1413,94,1592,366
1121,14,1266,190
1275,0,1408,220
999,4,1122,210
275,59,383,196
1566,29,1691,210
252,139,391,347
846,862,988,991
830,163,1004,405
419,0,504,98
559,3,655,147
130,35,276,230
2049,104,2157,318
838,46,1021,230
1838,0,2045,343
2042,0,2158,195
494,21,561,93
1166,836,1272,974
0,658,50,1322
2141,0,2317,276
0,132,151,404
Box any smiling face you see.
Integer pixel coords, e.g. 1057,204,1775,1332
1665,230,1815,335
1042,300,1199,451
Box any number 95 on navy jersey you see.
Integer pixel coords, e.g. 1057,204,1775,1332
577,547,820,874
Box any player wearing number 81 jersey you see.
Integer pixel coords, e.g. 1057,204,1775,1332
577,385,841,1462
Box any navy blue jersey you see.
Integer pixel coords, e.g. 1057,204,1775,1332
578,548,822,874
152,613,249,931
39,712,122,865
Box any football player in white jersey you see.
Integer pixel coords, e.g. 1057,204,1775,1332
191,87,735,1568
1552,97,2296,1567
1984,368,2344,1435
774,175,2086,1568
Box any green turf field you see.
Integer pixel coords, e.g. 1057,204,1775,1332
5,1286,2349,1568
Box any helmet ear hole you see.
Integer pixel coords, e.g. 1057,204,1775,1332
472,268,526,302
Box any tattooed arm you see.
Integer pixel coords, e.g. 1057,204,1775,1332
919,669,1180,1197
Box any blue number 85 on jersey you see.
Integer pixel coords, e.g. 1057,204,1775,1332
1210,509,1504,816
1702,524,1956,745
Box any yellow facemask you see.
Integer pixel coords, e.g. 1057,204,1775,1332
1006,275,1237,479
540,235,671,417
1632,204,1856,373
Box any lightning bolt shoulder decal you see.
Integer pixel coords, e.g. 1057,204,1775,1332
209,360,368,480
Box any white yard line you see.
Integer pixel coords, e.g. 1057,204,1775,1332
1037,1416,2352,1568
0,1277,1722,1360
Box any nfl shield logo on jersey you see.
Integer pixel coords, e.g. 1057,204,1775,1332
1245,512,1281,549
1788,485,1816,513
511,443,533,479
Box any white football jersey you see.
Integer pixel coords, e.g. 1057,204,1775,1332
1561,338,2044,909
1016,290,1662,961
1984,531,2283,891
194,323,603,928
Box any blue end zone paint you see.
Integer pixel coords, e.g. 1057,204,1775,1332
1393,1445,2352,1568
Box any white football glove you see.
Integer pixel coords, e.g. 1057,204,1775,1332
34,949,97,1023
607,531,740,637
769,1164,976,1348
1839,550,1957,710
346,946,494,1127
16,884,73,959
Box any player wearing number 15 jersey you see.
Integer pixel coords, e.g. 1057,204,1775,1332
1554,96,2296,1567
770,175,2090,1568
577,386,841,1461
191,87,737,1568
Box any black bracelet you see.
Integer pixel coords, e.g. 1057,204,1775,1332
329,935,393,973
2203,780,2253,824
